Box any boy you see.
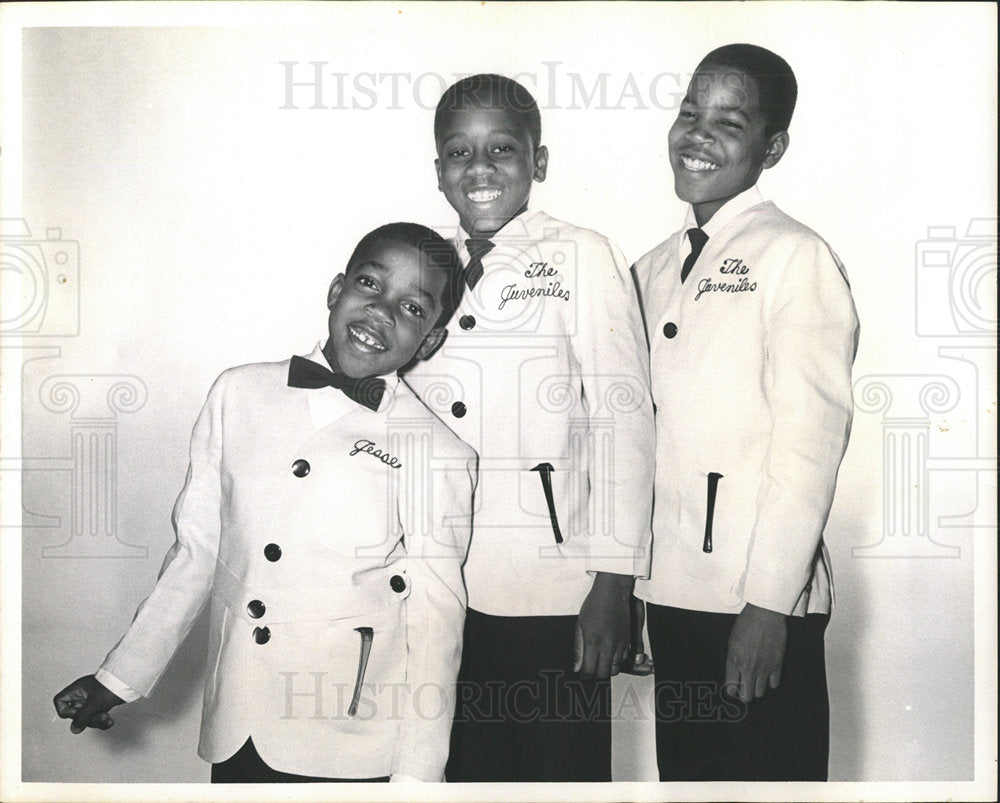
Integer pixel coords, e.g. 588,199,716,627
632,44,860,781
404,74,655,782
53,223,478,783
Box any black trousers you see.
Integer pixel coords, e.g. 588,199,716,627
211,737,389,783
445,609,612,782
646,603,830,781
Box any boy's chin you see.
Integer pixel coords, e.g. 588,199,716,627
462,210,517,237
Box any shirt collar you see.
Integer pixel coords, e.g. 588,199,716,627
300,340,399,426
456,207,539,258
682,185,766,240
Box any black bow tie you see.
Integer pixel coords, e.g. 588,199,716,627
464,238,496,290
287,355,386,412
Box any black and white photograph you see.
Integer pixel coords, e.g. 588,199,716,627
1,2,996,801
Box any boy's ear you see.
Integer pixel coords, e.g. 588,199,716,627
533,145,549,183
762,132,789,170
327,274,346,309
416,326,446,361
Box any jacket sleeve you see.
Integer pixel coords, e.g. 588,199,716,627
572,232,655,579
391,440,477,781
742,234,860,614
98,373,227,696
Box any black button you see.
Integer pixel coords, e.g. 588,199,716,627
451,401,467,418
291,459,310,477
390,574,406,593
264,543,282,562
253,626,271,644
247,599,266,619
459,315,476,330
663,322,678,339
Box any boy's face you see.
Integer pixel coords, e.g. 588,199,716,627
435,105,548,237
668,65,788,226
325,239,446,379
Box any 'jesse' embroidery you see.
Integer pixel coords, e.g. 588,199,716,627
350,439,402,469
694,257,757,301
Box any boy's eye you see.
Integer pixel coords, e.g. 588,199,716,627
719,119,743,130
402,302,425,318
356,275,378,290
678,109,696,120
447,148,468,159
491,144,514,154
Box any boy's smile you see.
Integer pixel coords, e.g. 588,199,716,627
324,240,446,379
435,106,548,237
669,66,787,227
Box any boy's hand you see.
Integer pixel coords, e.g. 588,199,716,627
724,603,787,703
621,594,655,676
573,572,632,681
53,675,125,734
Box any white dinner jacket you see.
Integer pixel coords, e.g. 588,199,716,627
633,188,859,616
99,343,477,780
405,209,654,616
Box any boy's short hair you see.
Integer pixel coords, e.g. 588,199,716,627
697,44,797,136
346,222,463,327
434,73,542,148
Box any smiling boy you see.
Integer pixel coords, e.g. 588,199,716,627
404,74,654,782
632,44,859,781
54,223,477,783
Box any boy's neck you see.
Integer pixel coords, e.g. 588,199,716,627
321,341,383,380
690,185,761,230
463,203,529,239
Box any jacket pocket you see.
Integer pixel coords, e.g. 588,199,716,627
702,472,724,553
530,462,563,544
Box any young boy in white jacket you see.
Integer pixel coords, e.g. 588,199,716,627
632,44,859,781
54,223,478,783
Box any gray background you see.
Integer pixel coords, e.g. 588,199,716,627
2,2,996,798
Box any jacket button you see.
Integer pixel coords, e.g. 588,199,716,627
451,401,467,418
253,626,271,644
390,574,406,593
264,543,282,562
663,322,678,339
459,314,476,330
291,459,310,477
247,599,266,619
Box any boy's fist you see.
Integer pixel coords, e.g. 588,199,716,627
53,675,125,734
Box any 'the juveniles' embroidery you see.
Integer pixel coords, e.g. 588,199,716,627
498,261,571,311
350,439,402,469
694,257,757,301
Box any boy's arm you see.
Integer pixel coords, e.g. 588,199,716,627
571,234,656,679
391,447,477,781
727,235,859,700
95,373,228,698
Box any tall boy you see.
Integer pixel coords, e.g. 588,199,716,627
632,45,859,780
404,74,654,782
54,223,477,783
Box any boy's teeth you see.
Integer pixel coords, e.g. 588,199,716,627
681,156,719,171
349,326,386,350
467,188,502,202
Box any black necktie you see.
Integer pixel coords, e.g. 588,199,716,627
464,238,496,290
287,355,386,412
680,228,709,284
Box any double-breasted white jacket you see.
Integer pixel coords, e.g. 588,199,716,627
97,342,478,780
405,209,655,616
633,187,860,617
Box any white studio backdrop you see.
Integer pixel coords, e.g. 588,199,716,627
1,2,996,799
